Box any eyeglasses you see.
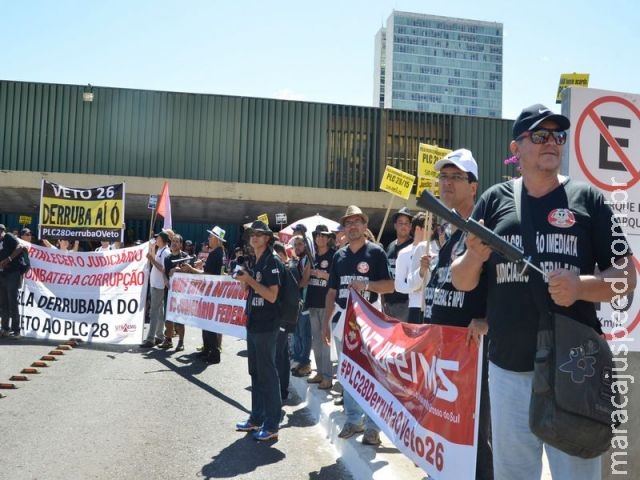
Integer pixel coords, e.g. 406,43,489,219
344,219,365,227
518,128,567,145
438,173,470,182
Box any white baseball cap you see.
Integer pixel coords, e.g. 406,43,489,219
434,148,478,180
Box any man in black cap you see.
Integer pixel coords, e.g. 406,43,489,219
235,220,282,441
382,207,413,322
322,205,394,446
451,104,636,478
0,224,24,338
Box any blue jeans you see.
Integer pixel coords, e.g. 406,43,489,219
489,362,601,480
247,328,281,432
344,390,379,432
291,310,311,366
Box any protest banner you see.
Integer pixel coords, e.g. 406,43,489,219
339,289,481,479
19,242,148,344
166,272,248,339
39,180,125,242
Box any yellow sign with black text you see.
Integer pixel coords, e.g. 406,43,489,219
39,180,125,241
418,144,452,179
379,166,416,200
556,73,590,103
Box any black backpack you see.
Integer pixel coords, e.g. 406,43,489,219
275,257,303,329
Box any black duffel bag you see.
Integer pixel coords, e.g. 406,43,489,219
530,312,618,458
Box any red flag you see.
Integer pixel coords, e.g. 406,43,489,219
157,181,172,230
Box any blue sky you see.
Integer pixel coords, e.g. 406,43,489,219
1,0,638,119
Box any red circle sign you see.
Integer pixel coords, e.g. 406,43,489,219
574,95,640,191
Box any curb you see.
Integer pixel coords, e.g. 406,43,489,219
288,374,428,480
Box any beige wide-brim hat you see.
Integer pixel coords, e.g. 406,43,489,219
340,205,368,225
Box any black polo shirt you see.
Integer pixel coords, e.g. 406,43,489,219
246,249,281,333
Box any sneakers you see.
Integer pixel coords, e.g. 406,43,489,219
333,396,344,406
158,339,173,349
236,420,260,432
307,374,323,384
292,364,311,377
7,332,21,340
318,379,333,390
362,429,381,446
253,428,278,441
338,422,364,439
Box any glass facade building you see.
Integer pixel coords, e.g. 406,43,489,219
374,11,503,118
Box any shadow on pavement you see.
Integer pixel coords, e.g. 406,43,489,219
201,435,285,479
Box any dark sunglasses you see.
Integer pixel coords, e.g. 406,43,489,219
518,128,567,145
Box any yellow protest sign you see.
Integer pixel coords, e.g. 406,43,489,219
257,213,269,225
19,215,32,225
39,180,125,241
379,166,416,200
556,73,589,103
416,176,439,198
418,144,452,179
417,144,450,198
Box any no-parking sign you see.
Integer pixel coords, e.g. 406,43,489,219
564,87,640,349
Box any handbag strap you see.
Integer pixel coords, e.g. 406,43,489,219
513,178,553,331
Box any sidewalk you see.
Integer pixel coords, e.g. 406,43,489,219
288,371,552,480
288,373,428,480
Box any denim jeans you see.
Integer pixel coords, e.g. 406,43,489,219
344,390,379,432
247,328,281,432
489,362,601,480
291,310,311,366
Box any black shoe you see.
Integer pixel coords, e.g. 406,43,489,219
139,340,154,348
7,332,21,340
158,339,173,350
205,350,221,364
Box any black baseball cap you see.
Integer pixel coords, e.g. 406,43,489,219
513,104,570,139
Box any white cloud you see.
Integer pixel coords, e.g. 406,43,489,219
273,88,306,101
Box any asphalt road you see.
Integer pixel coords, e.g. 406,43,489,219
0,330,352,480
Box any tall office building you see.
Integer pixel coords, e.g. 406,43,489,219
374,11,503,117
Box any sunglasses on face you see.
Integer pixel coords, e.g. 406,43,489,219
438,173,470,182
518,128,567,145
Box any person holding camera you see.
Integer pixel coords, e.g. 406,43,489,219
159,234,193,352
234,220,282,441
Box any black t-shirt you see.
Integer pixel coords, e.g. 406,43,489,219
246,249,281,333
471,178,631,372
328,241,392,310
383,238,412,304
0,232,20,273
204,246,224,275
305,248,335,309
164,250,193,280
425,229,486,327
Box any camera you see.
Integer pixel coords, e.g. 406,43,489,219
231,255,251,278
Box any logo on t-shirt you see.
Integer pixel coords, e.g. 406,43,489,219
356,262,369,274
320,260,329,268
256,272,262,282
547,208,576,228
